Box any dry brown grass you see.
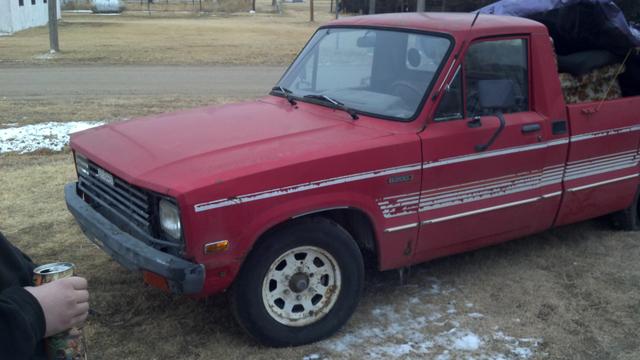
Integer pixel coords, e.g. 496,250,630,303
0,0,337,66
0,95,241,127
2,152,639,359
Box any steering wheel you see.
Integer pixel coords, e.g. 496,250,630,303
391,81,423,107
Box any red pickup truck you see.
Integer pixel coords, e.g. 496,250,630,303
65,13,640,346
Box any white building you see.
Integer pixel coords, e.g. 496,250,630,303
0,0,62,34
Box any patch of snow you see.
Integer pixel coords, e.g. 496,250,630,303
0,121,103,154
33,52,58,60
493,331,542,359
452,332,482,351
63,10,93,13
302,354,321,360
434,351,451,360
318,276,541,359
513,347,534,358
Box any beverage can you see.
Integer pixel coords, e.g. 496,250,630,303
33,262,88,360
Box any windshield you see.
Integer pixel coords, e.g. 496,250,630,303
277,27,452,121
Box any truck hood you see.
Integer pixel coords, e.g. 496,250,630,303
71,97,393,194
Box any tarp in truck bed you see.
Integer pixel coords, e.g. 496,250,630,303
478,0,640,97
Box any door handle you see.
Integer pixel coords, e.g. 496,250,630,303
521,123,541,134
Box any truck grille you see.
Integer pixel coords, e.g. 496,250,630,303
76,157,152,231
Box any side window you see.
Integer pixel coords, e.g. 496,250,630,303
465,39,529,116
434,68,463,121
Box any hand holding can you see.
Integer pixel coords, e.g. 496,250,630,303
25,263,88,360
26,277,90,336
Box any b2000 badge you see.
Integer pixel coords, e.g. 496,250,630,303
388,174,413,184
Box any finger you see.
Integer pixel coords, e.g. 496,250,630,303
66,277,88,290
72,302,90,318
70,311,89,328
75,290,89,304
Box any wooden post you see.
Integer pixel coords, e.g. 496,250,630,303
368,0,375,14
48,0,59,52
417,0,425,12
252,0,256,11
310,0,314,22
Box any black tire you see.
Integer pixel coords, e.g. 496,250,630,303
612,186,640,230
229,217,364,347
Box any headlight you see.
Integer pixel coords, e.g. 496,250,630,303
75,153,89,177
159,199,182,240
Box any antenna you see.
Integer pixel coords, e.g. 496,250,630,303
471,11,480,28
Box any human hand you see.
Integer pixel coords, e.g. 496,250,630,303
24,277,89,337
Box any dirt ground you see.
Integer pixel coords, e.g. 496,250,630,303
1,1,639,359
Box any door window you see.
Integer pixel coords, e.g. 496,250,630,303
433,38,529,121
465,38,529,116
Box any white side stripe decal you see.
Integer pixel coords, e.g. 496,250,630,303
567,174,640,192
194,163,421,212
194,124,640,213
421,191,562,225
570,124,640,142
379,166,566,218
422,139,568,169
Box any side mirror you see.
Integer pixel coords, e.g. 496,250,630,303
472,79,517,152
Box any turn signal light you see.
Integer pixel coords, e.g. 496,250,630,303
204,240,229,254
143,271,170,292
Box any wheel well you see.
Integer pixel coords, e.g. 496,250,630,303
256,208,379,268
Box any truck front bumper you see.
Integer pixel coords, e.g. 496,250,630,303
64,182,205,294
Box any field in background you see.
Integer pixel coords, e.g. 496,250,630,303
0,0,334,65
1,1,640,358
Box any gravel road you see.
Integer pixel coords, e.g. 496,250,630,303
0,65,285,98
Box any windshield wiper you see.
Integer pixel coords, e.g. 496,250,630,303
271,86,297,106
303,94,359,120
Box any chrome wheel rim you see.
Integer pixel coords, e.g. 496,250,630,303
262,246,342,327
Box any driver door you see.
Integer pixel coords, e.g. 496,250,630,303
414,37,557,261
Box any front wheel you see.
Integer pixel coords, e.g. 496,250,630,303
230,218,364,347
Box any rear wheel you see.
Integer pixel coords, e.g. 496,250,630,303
612,186,640,230
230,217,364,346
